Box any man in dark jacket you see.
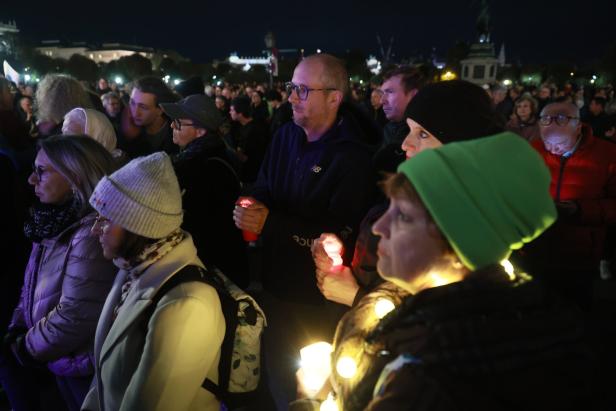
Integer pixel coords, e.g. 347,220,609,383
161,95,248,287
230,96,269,185
233,54,377,410
372,66,427,172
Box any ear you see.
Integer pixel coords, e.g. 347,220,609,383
196,128,207,138
329,90,344,108
408,88,419,99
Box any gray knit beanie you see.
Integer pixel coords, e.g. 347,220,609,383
89,152,183,239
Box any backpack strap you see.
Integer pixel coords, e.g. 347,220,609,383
148,264,239,400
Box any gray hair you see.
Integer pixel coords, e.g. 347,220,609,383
35,74,93,124
39,135,117,215
101,91,120,106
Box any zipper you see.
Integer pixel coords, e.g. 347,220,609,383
555,156,568,202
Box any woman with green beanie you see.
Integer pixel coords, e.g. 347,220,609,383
294,133,591,410
323,133,591,411
311,80,503,308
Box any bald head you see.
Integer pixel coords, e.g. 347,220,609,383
540,101,580,118
301,54,349,96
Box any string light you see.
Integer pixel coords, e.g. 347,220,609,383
374,297,395,320
336,356,357,379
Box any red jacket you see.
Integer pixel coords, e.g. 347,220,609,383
528,126,616,269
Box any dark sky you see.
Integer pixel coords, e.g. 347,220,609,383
3,0,613,64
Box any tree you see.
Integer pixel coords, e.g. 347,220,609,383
117,53,152,80
67,54,99,82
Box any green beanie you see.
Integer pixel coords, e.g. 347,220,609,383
397,132,556,270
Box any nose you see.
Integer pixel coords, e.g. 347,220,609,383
372,210,390,238
28,171,38,186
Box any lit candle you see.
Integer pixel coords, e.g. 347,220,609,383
236,197,258,242
322,235,343,268
299,342,333,398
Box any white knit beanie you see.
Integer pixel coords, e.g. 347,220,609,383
89,152,183,239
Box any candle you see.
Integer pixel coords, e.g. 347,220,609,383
322,235,343,268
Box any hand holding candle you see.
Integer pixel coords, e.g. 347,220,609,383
312,233,344,272
233,196,269,240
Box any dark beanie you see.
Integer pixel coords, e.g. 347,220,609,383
404,80,502,143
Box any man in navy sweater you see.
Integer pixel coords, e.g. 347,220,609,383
233,53,376,409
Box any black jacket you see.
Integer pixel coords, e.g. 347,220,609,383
251,116,377,303
172,136,248,287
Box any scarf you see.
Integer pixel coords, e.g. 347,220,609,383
23,196,82,243
112,229,184,318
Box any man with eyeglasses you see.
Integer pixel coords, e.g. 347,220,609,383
524,101,616,308
233,53,376,409
159,94,249,288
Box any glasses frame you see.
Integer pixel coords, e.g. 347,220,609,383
32,164,52,181
285,82,338,101
172,118,196,131
539,114,580,127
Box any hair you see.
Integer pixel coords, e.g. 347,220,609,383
591,97,607,109
35,74,93,124
0,76,12,110
265,89,282,102
303,53,349,96
515,93,539,117
381,172,451,249
133,76,178,106
382,65,428,94
231,96,252,117
116,230,157,260
101,91,120,106
39,135,117,215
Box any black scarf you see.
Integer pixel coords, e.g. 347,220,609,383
23,197,82,243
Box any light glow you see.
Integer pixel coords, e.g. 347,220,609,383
502,79,512,86
320,392,338,411
336,356,357,379
299,342,333,397
322,235,343,267
500,259,516,280
374,297,395,319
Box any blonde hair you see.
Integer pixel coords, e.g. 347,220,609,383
39,135,117,215
35,74,93,124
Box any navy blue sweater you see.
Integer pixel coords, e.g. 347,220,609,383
252,117,377,304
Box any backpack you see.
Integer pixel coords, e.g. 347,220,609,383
150,264,267,409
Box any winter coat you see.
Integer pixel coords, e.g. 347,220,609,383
331,266,592,411
10,213,115,377
251,116,377,304
81,233,225,411
527,127,616,269
173,136,248,287
505,116,541,142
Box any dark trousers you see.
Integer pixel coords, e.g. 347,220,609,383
256,291,346,411
0,350,90,411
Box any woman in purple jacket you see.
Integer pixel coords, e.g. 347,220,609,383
0,135,117,411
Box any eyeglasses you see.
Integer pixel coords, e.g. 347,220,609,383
539,114,579,126
285,82,337,101
172,119,195,131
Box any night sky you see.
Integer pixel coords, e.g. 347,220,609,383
3,0,613,65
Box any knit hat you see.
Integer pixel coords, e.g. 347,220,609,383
160,94,223,132
89,152,183,239
397,132,556,270
404,80,502,143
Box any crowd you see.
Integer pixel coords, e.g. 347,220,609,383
0,53,615,411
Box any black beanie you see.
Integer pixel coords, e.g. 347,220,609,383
404,80,502,143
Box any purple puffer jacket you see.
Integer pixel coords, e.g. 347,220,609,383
10,212,116,377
